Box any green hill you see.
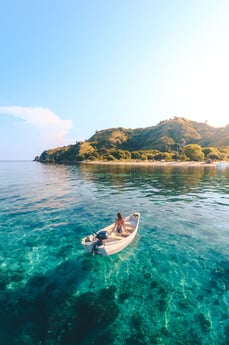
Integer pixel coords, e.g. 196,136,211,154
35,117,229,163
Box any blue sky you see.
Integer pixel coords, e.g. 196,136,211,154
0,0,229,160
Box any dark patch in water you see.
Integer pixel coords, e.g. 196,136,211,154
60,286,119,344
225,324,229,340
131,313,143,331
157,298,167,312
195,313,211,333
56,244,73,258
150,280,158,289
119,291,129,303
157,286,168,298
125,333,159,345
0,258,95,344
0,272,10,289
211,260,229,290
125,334,147,345
143,272,151,279
90,329,116,345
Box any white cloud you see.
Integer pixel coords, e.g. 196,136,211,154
0,106,73,146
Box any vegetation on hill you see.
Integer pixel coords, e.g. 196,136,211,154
34,117,229,163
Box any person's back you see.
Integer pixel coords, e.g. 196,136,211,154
114,212,126,233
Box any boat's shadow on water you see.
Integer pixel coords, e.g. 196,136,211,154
0,256,119,345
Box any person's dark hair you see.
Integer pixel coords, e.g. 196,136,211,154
117,212,122,219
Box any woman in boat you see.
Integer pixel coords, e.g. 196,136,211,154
114,212,127,233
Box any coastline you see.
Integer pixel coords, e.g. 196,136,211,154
83,160,217,167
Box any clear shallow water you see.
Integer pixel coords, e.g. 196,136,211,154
0,161,229,345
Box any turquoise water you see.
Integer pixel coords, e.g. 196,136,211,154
0,161,229,345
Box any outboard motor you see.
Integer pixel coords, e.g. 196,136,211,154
96,230,108,241
92,231,108,252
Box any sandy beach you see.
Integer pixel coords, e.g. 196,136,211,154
84,160,217,167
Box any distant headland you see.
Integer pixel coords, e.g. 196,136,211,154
34,117,229,164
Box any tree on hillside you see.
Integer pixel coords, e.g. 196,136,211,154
183,144,205,161
112,149,131,160
202,147,221,160
155,136,175,152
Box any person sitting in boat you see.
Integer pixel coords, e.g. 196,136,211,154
114,212,127,233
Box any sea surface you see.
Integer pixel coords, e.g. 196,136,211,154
0,161,229,345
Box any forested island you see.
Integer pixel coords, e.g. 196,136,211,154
34,117,229,163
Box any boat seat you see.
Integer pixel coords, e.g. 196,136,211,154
110,234,123,240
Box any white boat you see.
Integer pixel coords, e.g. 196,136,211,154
81,212,140,256
216,161,229,168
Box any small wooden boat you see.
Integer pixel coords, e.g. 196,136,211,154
216,161,229,169
81,212,140,256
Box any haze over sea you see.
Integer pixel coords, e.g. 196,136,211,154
0,161,228,345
